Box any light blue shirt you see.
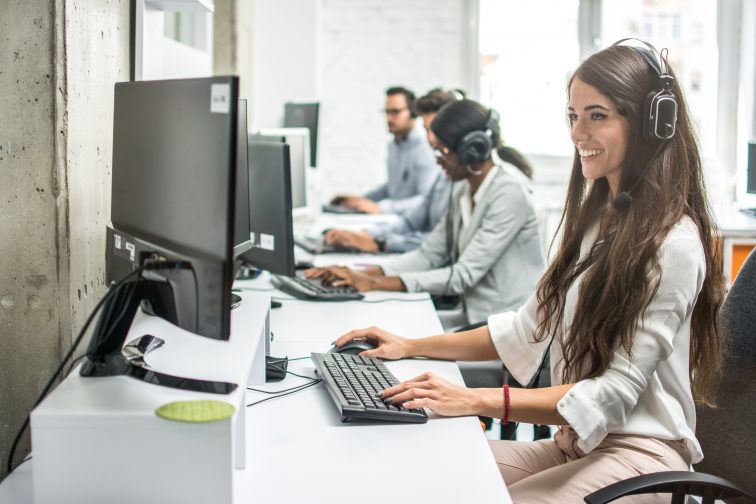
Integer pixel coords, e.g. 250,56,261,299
372,172,453,253
363,122,437,215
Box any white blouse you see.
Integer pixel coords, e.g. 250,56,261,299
487,216,706,463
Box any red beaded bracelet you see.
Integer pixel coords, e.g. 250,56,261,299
502,384,510,424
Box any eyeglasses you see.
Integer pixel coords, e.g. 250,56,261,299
383,107,409,116
433,145,451,160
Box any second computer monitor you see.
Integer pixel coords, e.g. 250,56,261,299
240,141,296,277
234,99,252,257
256,127,310,211
284,102,319,168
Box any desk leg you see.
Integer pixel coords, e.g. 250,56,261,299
234,399,246,470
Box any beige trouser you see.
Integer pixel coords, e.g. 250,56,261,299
488,426,691,504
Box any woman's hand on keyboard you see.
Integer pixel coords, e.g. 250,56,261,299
333,326,410,360
310,266,376,291
380,372,488,417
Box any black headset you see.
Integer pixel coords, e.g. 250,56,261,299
454,109,500,165
610,39,678,211
405,89,418,118
613,39,678,143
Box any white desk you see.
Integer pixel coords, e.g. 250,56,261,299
237,289,510,504
0,251,511,504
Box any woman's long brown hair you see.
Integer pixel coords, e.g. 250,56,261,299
535,46,725,405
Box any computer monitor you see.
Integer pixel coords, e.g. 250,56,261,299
748,142,756,195
107,76,240,341
284,102,319,168
256,128,310,211
234,99,253,257
240,141,296,277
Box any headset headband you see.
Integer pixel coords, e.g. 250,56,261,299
612,38,674,91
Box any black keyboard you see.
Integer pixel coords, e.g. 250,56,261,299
311,352,428,423
322,204,364,215
271,271,364,301
294,235,357,254
740,207,756,218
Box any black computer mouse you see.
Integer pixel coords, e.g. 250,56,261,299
329,339,376,355
294,260,314,270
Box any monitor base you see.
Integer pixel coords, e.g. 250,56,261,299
80,335,237,394
79,279,237,394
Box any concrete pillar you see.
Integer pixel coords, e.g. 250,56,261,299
213,0,237,75
0,0,130,480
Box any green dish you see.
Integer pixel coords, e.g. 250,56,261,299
156,400,236,423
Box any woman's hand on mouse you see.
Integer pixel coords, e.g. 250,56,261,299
381,372,492,417
334,326,411,360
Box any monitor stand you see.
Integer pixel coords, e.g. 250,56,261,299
79,279,238,394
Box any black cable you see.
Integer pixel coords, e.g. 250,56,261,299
65,354,88,378
270,296,428,304
246,364,320,406
246,379,322,407
442,186,456,296
246,378,316,394
188,265,199,333
93,276,143,359
6,259,191,475
255,362,319,387
265,356,310,365
5,264,148,475
358,297,428,304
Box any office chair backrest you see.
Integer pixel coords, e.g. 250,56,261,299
694,249,756,497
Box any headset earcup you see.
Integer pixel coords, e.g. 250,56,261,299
456,131,492,165
643,90,658,143
643,89,677,143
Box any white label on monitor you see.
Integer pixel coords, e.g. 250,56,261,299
125,242,135,261
114,234,122,249
210,84,231,114
260,234,275,251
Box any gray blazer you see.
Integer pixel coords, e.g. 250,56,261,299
382,161,545,324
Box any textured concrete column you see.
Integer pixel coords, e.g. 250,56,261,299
213,0,237,75
0,0,130,480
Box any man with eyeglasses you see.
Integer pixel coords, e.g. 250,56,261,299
329,86,437,215
323,88,459,253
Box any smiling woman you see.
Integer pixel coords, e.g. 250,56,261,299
328,40,727,503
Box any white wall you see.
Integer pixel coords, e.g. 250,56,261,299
241,0,473,199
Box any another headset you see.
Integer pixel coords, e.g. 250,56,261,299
454,108,500,166
610,39,678,211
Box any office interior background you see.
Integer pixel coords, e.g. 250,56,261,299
1,0,754,481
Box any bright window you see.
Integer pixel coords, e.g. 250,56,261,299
600,0,719,157
479,0,719,159
479,0,580,156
